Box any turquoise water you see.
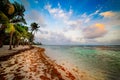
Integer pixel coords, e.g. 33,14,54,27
39,45,120,80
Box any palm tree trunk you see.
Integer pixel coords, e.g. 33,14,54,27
16,39,19,47
9,32,13,50
0,40,3,48
13,36,15,48
0,24,7,48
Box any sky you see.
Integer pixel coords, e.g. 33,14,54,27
10,0,120,45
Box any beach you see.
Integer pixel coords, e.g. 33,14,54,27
0,0,119,80
0,45,119,80
0,45,31,57
0,46,82,80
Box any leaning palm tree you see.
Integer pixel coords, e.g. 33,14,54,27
0,0,14,16
10,1,26,24
0,1,26,50
5,23,15,50
30,22,40,44
31,22,40,34
0,0,14,48
0,11,9,47
13,24,29,47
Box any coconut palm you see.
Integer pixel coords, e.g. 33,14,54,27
0,0,26,49
5,23,15,50
0,11,9,47
11,1,26,24
0,0,14,15
31,22,40,34
13,24,29,47
0,0,15,49
30,22,40,43
0,0,25,24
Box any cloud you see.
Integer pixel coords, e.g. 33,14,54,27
100,11,120,20
79,10,100,23
43,3,120,45
96,30,120,45
100,11,115,18
45,3,72,20
83,23,107,39
35,27,86,45
25,10,46,27
64,19,82,29
64,9,100,28
99,11,120,26
35,29,73,45
64,9,100,29
45,3,101,29
64,30,85,43
43,4,107,44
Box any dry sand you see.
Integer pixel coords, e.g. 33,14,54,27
0,45,30,57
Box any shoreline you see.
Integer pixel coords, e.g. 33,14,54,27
0,46,80,80
0,46,96,80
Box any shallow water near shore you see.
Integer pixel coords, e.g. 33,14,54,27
39,45,120,80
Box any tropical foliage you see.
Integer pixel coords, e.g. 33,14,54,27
0,0,40,49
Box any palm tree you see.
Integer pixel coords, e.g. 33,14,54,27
30,22,40,44
11,1,26,24
5,23,15,50
0,11,9,47
0,0,26,49
9,1,26,49
31,22,40,34
0,0,15,49
13,24,29,47
0,0,14,15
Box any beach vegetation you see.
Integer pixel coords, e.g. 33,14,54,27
0,0,41,49
0,0,28,49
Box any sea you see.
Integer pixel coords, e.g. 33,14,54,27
39,45,120,80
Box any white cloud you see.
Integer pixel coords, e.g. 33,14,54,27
64,30,85,43
43,4,109,44
89,10,100,17
35,27,86,45
77,10,100,23
40,4,120,45
64,20,81,28
84,18,90,23
45,3,72,20
45,3,100,29
81,13,87,18
35,29,73,44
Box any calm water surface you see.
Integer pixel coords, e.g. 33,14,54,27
39,45,120,80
